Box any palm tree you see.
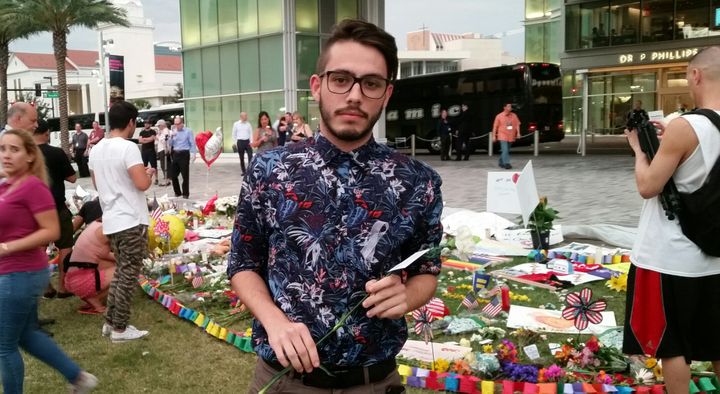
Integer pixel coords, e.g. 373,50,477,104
0,0,41,127
22,0,128,153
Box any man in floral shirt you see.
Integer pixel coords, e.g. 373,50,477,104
227,19,443,392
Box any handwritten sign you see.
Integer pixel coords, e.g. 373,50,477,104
647,110,664,122
486,172,521,214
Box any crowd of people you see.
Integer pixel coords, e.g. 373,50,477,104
0,18,719,394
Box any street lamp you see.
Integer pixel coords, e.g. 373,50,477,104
43,76,55,117
98,31,114,135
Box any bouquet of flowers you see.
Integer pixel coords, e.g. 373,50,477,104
215,196,239,218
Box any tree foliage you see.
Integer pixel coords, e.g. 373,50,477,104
21,0,129,153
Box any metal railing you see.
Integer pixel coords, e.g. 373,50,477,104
402,131,541,158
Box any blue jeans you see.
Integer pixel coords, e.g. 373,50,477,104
499,140,511,166
0,270,81,393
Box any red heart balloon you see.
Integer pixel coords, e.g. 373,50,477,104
512,173,520,183
195,131,221,168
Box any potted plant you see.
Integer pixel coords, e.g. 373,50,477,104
524,196,559,250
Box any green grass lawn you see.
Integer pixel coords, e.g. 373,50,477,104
28,290,256,393
25,261,627,393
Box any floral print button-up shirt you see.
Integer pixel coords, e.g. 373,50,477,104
227,133,443,367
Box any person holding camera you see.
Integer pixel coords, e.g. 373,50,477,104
623,46,720,394
626,100,649,129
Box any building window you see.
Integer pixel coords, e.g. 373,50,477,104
183,49,203,98
319,0,335,33
714,0,720,31
336,0,358,21
526,0,545,19
641,0,674,42
220,43,240,94
261,91,285,118
221,96,240,151
204,98,222,135
202,46,221,96
676,0,711,39
180,0,200,47
241,94,261,123
565,1,610,50
584,72,656,133
545,20,561,63
218,0,238,41
237,0,258,38
443,62,458,72
609,0,640,45
259,35,284,91
296,0,319,33
426,61,444,74
258,0,283,34
400,63,412,78
526,24,545,62
185,99,204,135
412,62,422,76
238,39,260,93
297,35,320,89
200,0,219,45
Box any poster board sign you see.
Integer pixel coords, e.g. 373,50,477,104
398,340,472,362
486,161,540,227
486,172,521,214
506,305,617,334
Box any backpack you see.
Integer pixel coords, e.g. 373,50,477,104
677,109,720,257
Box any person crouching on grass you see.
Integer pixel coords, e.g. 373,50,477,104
64,219,116,315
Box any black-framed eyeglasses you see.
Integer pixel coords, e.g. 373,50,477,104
319,71,390,99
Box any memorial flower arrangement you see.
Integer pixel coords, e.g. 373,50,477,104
215,195,239,217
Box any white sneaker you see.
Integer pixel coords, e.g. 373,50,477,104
68,371,98,393
101,323,112,337
110,325,149,343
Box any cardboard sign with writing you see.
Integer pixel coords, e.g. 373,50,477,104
486,172,521,214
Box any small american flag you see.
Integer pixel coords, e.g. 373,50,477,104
461,291,478,310
151,207,163,221
426,297,446,319
482,295,502,317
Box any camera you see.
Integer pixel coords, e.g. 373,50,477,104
626,111,646,129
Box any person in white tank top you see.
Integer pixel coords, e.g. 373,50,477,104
624,46,720,394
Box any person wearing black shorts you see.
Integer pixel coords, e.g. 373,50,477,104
138,119,158,185
33,120,77,298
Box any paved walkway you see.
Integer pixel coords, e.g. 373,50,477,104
74,135,643,228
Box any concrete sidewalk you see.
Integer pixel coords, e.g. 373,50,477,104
74,137,642,228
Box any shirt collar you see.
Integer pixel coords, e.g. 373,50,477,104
312,132,380,167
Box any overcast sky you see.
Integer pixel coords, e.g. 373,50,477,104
11,0,525,58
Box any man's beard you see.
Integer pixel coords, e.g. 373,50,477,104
319,99,382,142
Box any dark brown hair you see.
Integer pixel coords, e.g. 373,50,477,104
316,19,398,81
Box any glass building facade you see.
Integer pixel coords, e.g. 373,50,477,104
179,0,383,152
525,0,563,63
561,0,720,135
